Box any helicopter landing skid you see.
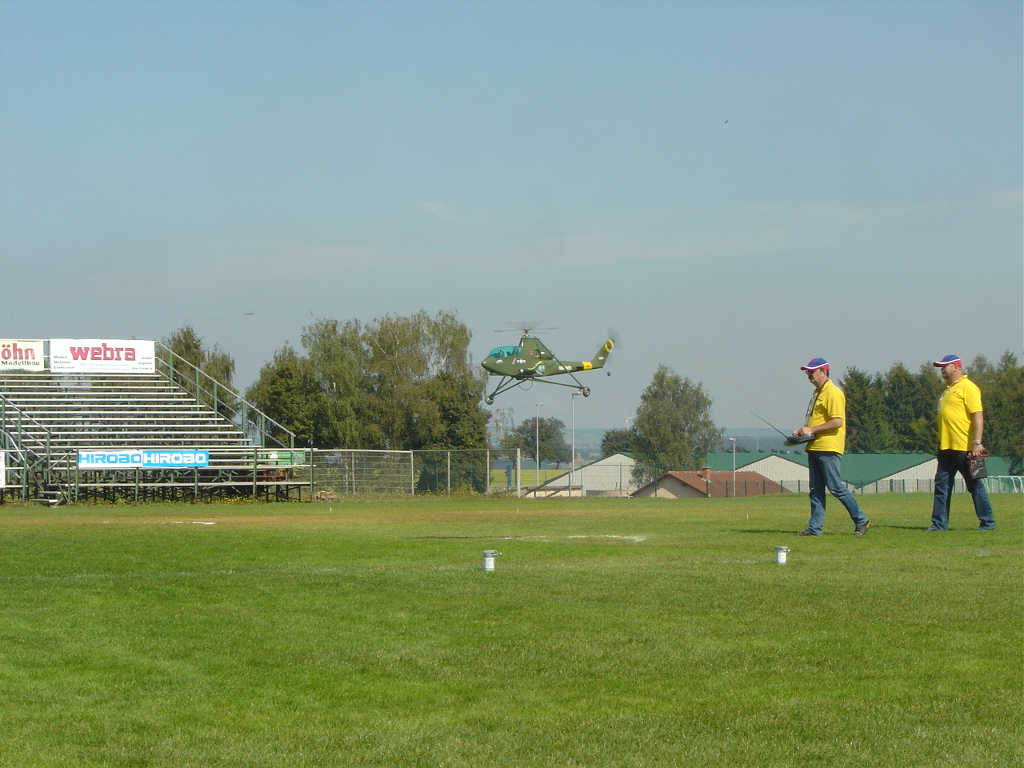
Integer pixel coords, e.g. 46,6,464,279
484,375,591,405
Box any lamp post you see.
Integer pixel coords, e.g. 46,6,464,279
729,437,736,497
570,391,582,497
535,401,543,492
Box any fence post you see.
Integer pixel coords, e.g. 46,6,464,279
446,451,451,496
485,449,490,494
410,451,415,495
516,448,521,497
309,449,315,502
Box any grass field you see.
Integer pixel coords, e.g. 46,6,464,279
0,494,1020,767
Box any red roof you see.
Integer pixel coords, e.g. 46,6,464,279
654,470,788,497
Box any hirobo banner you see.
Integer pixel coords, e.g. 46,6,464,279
50,339,155,374
0,339,45,371
77,449,210,470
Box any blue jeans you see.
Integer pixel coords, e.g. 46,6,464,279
806,451,867,534
931,450,995,530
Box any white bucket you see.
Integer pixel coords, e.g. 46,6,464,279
483,550,502,572
775,546,790,565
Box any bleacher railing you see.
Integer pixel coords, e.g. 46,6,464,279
154,342,295,449
0,395,55,497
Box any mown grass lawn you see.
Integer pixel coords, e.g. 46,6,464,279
0,493,1019,767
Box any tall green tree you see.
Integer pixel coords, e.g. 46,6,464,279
601,426,636,457
361,310,487,451
246,310,489,452
161,325,237,415
842,367,898,453
881,363,937,452
905,362,942,452
299,318,367,447
971,352,1024,472
632,365,723,484
246,343,322,446
503,416,569,467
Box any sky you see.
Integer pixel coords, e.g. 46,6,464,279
3,2,1021,433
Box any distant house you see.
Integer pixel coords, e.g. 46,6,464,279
703,452,1015,494
527,452,637,498
632,469,788,499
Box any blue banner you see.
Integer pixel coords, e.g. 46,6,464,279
78,449,210,470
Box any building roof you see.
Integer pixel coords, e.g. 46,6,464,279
635,470,787,498
537,452,637,491
704,451,1013,487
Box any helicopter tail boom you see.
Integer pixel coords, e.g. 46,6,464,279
586,338,614,370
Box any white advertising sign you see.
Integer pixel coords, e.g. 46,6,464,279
0,339,45,371
50,339,155,374
0,450,5,489
77,449,210,470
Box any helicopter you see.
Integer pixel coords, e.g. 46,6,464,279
481,330,615,404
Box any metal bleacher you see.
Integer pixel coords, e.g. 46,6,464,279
1,342,309,503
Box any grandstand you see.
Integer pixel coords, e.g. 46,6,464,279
0,338,309,503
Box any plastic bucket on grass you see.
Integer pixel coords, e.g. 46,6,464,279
483,550,502,572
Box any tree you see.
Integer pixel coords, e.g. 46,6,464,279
631,365,723,484
503,417,569,467
361,310,488,451
878,362,940,453
246,310,490,453
299,318,367,447
972,352,1024,473
842,367,898,453
246,343,322,446
161,325,237,416
601,426,636,457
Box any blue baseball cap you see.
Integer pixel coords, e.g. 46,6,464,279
800,357,829,372
933,354,962,367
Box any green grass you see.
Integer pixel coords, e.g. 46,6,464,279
490,468,566,487
0,494,1020,767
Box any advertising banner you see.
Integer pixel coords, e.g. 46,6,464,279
50,339,155,374
77,449,210,470
0,450,5,489
0,339,45,371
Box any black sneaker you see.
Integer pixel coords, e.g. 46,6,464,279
977,524,996,531
797,528,820,536
854,520,870,536
925,525,945,531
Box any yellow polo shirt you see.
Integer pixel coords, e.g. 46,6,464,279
806,378,846,454
937,375,983,451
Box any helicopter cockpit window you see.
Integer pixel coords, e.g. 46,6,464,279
488,345,521,359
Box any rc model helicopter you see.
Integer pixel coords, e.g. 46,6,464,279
480,330,615,404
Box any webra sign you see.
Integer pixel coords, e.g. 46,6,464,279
50,339,155,374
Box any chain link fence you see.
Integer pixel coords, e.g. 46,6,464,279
312,448,522,497
309,450,1023,499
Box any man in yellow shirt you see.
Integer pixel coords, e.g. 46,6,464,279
793,358,870,536
928,354,995,531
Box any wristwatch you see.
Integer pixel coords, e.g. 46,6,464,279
973,440,983,445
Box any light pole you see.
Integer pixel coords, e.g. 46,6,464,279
570,391,582,497
535,401,543,492
729,437,736,497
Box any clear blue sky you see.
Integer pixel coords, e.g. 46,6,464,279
3,2,1021,431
